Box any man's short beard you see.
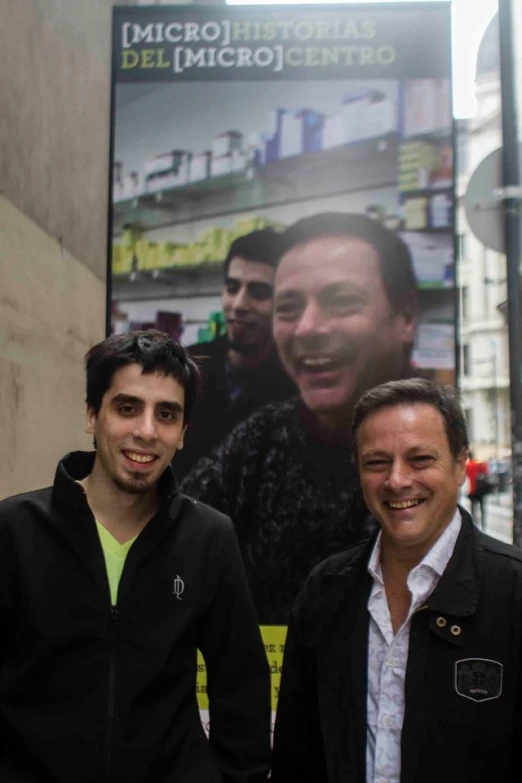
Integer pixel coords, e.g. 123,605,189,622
113,474,151,495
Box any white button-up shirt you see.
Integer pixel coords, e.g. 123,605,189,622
366,510,461,783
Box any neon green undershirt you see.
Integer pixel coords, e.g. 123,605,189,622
96,522,137,605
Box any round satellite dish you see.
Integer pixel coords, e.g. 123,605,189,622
464,147,504,253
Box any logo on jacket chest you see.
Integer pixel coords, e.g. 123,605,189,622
455,658,503,702
173,574,185,600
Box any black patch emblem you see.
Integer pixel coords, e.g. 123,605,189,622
455,658,503,702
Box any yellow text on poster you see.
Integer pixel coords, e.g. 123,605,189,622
196,650,209,710
261,625,288,712
196,625,287,713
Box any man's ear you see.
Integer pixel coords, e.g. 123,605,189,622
177,424,187,452
399,295,417,344
85,405,97,435
457,447,469,485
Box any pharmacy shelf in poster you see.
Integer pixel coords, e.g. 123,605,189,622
112,134,399,236
112,262,224,302
111,234,454,301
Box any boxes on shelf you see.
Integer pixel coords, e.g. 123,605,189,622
231,150,246,173
199,227,231,262
133,239,149,270
211,154,233,177
121,171,141,201
145,151,191,192
398,141,439,192
430,145,453,188
322,114,344,150
113,161,124,202
403,196,429,230
212,131,243,159
342,89,395,145
411,322,455,370
190,151,212,182
156,242,191,270
302,109,324,153
403,79,452,138
173,246,191,267
429,192,452,229
401,232,453,287
279,109,324,159
112,244,132,275
366,92,397,138
280,111,303,158
144,242,160,270
265,108,287,163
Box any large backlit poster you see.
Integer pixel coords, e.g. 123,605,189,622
109,2,454,723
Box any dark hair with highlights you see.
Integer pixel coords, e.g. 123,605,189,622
351,378,469,462
278,212,417,315
85,330,200,423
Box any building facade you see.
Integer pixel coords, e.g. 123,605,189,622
457,13,511,464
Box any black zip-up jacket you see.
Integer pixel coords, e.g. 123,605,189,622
272,510,522,783
0,452,270,783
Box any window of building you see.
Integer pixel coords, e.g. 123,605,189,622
464,407,474,442
463,343,471,376
457,233,467,260
461,285,469,321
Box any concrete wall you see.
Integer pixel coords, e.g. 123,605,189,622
0,0,131,496
0,197,105,497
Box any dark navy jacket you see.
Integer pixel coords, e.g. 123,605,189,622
272,510,522,783
0,452,270,783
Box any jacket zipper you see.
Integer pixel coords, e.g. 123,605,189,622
105,605,119,782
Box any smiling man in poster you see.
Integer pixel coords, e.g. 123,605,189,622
272,379,522,783
182,212,418,625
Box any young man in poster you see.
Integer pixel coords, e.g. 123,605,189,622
182,212,418,624
174,228,296,481
272,379,522,783
0,330,270,783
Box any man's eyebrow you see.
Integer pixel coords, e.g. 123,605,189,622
111,393,142,405
110,394,183,413
360,449,390,459
157,401,184,413
274,289,302,300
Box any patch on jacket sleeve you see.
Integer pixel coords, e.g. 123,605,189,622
455,658,503,702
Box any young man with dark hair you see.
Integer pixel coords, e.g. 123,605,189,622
272,378,522,783
174,228,296,480
0,330,270,783
182,213,418,624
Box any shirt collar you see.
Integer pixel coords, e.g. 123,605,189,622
367,508,462,583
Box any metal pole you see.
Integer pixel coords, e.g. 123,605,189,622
498,0,522,546
493,345,500,464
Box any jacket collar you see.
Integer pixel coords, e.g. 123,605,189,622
51,451,178,514
427,506,482,616
320,506,482,617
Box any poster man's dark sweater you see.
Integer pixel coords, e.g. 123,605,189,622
181,398,372,624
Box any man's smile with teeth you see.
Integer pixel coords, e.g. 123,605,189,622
124,451,156,464
387,499,424,509
302,357,333,367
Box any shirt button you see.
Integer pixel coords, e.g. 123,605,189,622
386,658,400,667
383,715,393,728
